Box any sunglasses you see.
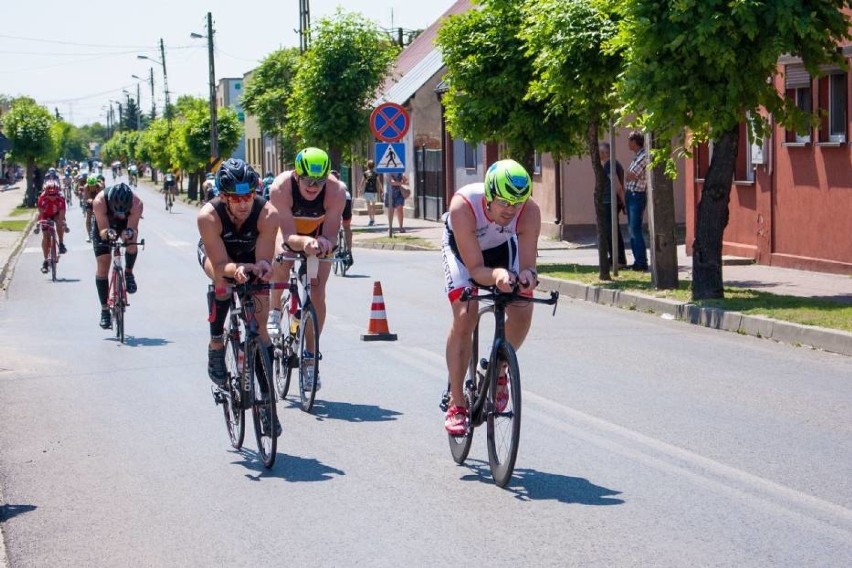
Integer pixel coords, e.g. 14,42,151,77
493,198,522,208
224,192,254,204
300,175,327,187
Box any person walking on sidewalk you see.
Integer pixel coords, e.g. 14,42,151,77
385,172,408,236
358,160,383,226
625,131,649,271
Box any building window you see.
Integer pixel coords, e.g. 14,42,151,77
829,72,847,143
533,150,541,175
785,63,812,144
463,141,477,169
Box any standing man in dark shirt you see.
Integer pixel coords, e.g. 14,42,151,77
599,142,627,269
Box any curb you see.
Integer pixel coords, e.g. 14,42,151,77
538,276,852,357
354,241,436,252
0,213,37,292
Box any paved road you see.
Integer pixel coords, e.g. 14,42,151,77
1,177,851,566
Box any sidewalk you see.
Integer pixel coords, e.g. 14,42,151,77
0,183,36,290
349,213,852,356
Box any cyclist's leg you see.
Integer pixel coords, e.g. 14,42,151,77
93,237,111,327
201,249,232,386
308,261,333,334
39,226,50,271
446,297,479,409
268,232,290,314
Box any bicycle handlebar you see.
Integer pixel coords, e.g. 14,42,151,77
108,238,145,249
461,283,560,315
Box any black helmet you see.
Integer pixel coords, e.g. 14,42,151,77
216,158,259,195
107,183,133,216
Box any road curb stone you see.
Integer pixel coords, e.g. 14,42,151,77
538,275,852,357
0,213,37,292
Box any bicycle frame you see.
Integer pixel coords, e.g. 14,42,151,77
39,220,59,281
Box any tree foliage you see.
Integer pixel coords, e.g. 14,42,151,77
51,120,88,162
437,0,584,168
616,0,851,299
521,0,627,279
2,97,55,205
288,9,398,166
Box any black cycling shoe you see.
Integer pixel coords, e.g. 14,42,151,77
260,406,282,438
59,242,68,254
40,260,49,274
125,272,137,294
208,346,227,387
99,309,112,329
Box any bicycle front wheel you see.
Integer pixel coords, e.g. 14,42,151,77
222,328,246,449
486,339,521,488
273,335,294,400
49,236,57,282
297,303,319,412
249,342,278,468
113,272,125,343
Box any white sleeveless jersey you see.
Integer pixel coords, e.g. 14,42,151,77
446,183,525,251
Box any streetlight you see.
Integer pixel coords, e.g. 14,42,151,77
191,12,218,167
132,69,156,120
138,39,171,121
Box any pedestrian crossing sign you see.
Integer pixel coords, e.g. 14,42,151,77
374,142,406,173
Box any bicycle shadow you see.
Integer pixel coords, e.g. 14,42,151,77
460,459,624,505
332,273,371,279
55,278,81,283
0,503,37,521
107,336,172,347
232,449,345,482
309,399,402,422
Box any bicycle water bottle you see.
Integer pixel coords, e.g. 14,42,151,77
290,309,301,336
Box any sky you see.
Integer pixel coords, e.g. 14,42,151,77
1,0,458,126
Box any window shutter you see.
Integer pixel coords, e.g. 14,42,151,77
785,64,811,89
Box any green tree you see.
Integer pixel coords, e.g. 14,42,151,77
521,0,628,279
138,118,174,174
51,120,88,162
2,97,55,206
288,9,398,167
242,47,302,171
617,0,852,299
437,0,582,170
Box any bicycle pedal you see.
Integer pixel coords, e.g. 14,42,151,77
439,391,450,412
211,386,226,405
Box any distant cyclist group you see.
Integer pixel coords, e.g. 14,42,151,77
33,148,549,482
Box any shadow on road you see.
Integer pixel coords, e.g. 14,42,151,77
460,459,624,505
232,449,345,483
309,400,402,422
0,503,37,521
115,337,172,347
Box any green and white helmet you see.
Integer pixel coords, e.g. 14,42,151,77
294,147,331,179
484,159,531,205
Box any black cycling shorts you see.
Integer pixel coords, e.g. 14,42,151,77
342,198,352,222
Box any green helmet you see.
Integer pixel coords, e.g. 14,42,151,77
484,159,531,205
294,147,330,179
86,175,99,187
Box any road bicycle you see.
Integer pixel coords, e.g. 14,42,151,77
107,237,144,344
441,282,559,487
36,220,60,282
129,173,138,188
164,186,175,213
332,225,352,277
212,280,287,468
271,252,332,413
62,178,73,205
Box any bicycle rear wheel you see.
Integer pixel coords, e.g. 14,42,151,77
297,303,319,412
250,342,278,468
449,305,493,464
222,328,246,449
49,235,57,282
113,272,125,343
486,339,521,488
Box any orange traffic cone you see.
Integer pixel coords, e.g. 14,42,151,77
360,281,398,341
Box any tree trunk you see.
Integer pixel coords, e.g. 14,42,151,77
648,134,679,289
692,126,738,300
188,172,199,201
328,147,343,172
586,120,611,280
25,159,36,208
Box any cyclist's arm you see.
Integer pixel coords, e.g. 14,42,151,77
125,196,143,237
197,204,247,281
447,195,507,289
515,199,541,290
319,180,346,253
254,203,280,279
92,193,111,238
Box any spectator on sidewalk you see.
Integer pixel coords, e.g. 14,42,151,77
599,142,627,269
358,160,383,226
385,171,408,236
625,131,649,271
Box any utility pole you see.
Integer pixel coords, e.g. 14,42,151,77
207,12,218,163
159,38,171,121
149,67,156,119
299,0,310,53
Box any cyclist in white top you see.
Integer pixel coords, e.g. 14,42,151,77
440,159,541,435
